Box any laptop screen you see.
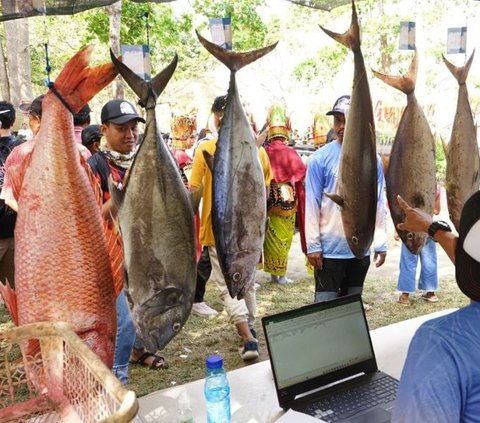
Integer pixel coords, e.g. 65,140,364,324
263,295,375,391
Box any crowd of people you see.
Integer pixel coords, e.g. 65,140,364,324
1,89,479,420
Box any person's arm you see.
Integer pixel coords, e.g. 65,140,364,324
396,195,457,263
305,155,324,269
372,157,387,267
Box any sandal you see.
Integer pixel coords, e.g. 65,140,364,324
130,351,169,370
422,292,439,303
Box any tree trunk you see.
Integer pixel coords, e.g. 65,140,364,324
3,18,31,106
0,37,10,102
107,0,124,99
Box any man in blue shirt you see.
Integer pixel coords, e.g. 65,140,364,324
305,95,387,303
393,193,480,422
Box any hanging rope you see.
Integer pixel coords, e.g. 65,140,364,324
44,42,53,88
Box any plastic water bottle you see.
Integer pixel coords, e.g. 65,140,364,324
204,354,231,423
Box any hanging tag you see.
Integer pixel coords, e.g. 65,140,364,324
120,45,151,81
447,27,467,54
209,17,232,50
399,21,415,50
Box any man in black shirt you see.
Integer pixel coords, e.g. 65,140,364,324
0,101,23,287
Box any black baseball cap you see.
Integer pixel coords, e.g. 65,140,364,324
19,95,44,117
326,95,351,116
100,99,145,125
455,191,480,302
81,124,102,147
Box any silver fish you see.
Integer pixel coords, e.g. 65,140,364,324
196,31,277,299
320,0,378,258
109,51,196,352
373,51,436,254
443,51,479,232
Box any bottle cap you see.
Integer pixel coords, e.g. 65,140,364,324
206,354,223,369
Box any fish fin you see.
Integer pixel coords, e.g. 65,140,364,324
320,0,360,51
190,184,203,214
52,45,118,113
108,175,126,212
196,30,277,72
84,163,123,297
84,161,105,210
103,215,124,297
324,192,345,208
371,50,417,94
0,281,18,325
110,49,178,108
203,150,215,173
442,49,475,85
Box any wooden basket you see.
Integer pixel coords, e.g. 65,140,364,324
0,321,139,422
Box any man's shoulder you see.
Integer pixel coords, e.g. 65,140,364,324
195,138,216,154
310,141,338,162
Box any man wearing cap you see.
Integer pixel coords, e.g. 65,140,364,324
393,193,480,422
73,104,92,144
305,95,387,304
87,99,167,383
81,124,102,155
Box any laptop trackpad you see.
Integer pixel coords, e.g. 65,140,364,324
346,408,391,423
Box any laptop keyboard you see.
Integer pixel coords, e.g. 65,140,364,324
303,375,398,422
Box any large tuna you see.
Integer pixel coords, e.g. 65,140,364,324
196,31,277,299
320,0,378,258
443,51,479,231
109,51,196,352
373,51,436,254
3,46,118,366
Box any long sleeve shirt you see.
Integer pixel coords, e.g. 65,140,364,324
305,141,387,258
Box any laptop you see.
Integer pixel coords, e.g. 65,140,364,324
262,294,399,423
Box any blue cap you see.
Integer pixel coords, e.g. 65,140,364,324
326,95,351,116
206,354,223,369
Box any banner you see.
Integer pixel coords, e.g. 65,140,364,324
209,18,232,50
399,21,415,50
447,27,467,54
120,45,151,81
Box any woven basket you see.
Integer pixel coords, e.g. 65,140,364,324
0,321,139,422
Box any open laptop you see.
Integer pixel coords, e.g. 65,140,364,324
262,294,398,423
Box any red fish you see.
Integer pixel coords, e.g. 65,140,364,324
1,46,119,367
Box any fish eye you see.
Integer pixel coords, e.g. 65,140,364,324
173,322,181,332
166,291,178,306
351,236,359,245
407,232,414,240
232,272,241,282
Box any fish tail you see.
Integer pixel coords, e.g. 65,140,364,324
52,45,118,113
0,280,18,325
196,30,277,72
442,50,475,85
110,49,178,106
372,50,417,95
320,0,360,51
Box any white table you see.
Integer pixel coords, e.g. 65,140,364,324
137,309,456,423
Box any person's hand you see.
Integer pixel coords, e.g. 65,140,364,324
373,251,386,268
396,195,432,234
307,251,323,270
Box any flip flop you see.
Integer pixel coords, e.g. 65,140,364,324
422,293,439,303
130,352,169,370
